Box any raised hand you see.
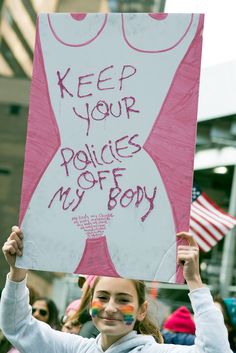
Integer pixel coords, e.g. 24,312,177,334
2,226,27,281
177,232,204,291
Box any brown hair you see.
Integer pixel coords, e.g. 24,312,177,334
72,276,163,343
130,279,163,343
69,284,92,325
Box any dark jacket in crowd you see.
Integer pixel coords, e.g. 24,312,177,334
161,330,195,345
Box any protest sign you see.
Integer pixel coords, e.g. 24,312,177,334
17,13,204,282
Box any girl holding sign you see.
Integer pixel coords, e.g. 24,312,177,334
0,226,232,353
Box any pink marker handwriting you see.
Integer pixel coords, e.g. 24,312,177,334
48,177,157,222
108,186,157,222
72,213,114,238
60,134,141,176
56,64,140,135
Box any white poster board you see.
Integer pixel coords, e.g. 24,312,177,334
17,13,204,282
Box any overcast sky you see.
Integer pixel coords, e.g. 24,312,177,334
165,0,236,67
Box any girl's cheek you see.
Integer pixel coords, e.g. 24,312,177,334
119,304,135,325
91,300,104,318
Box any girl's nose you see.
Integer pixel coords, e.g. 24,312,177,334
104,299,117,313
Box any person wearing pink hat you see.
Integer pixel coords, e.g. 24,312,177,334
66,299,81,317
78,274,97,293
61,299,81,334
83,275,97,289
161,306,195,345
61,277,99,337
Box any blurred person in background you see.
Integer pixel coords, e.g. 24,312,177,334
161,306,195,345
1,295,61,352
0,285,40,353
61,275,99,338
224,298,236,329
64,299,81,318
61,299,81,334
214,295,236,352
61,318,82,335
31,296,61,330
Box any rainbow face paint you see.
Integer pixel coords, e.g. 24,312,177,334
91,300,135,326
120,304,135,325
91,300,104,318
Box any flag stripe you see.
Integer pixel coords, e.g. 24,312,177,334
198,194,236,226
191,205,226,237
190,209,223,241
195,200,233,229
193,211,223,241
190,231,211,252
190,187,236,252
190,218,219,245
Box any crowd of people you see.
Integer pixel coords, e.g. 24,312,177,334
0,226,235,352
161,306,196,346
0,288,61,353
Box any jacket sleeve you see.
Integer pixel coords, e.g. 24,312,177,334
154,287,233,353
0,275,91,353
188,286,232,353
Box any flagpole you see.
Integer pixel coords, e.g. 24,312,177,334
219,165,236,297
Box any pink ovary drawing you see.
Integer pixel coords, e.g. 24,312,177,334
18,13,203,282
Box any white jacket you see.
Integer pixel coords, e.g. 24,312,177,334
0,276,232,353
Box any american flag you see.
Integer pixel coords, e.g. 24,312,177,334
190,185,236,252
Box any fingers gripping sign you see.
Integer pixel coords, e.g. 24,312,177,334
2,225,27,282
2,226,23,268
176,232,204,291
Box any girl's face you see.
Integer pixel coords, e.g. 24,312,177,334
32,300,49,323
90,277,147,348
62,319,81,334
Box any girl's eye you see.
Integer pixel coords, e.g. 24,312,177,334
97,296,108,301
118,298,130,304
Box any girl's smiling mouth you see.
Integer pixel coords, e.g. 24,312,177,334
99,316,122,322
